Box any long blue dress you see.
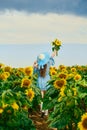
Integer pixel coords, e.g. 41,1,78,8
34,57,55,90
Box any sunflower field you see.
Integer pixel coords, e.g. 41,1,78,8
0,63,87,130
0,63,41,130
43,64,87,130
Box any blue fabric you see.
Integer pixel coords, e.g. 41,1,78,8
38,75,50,90
34,57,55,90
37,52,50,69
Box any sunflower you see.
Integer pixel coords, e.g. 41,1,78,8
60,86,66,96
25,88,35,101
4,66,12,72
67,73,74,79
54,79,66,89
58,65,66,71
0,63,4,68
18,67,24,73
21,78,31,88
0,72,10,80
2,103,8,108
74,74,81,81
4,72,10,79
11,102,19,110
24,66,33,76
72,88,77,96
49,66,57,76
50,66,57,71
71,67,76,72
53,39,62,46
78,113,87,130
0,108,3,113
58,72,67,79
51,39,62,56
58,86,66,102
76,65,82,71
50,69,57,76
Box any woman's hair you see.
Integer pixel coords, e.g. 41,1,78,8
39,64,47,77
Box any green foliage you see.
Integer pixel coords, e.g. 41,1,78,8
0,66,41,129
43,86,59,110
43,65,87,130
0,110,36,130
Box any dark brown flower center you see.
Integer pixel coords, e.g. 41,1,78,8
82,118,87,128
56,80,65,88
59,74,67,79
23,80,30,86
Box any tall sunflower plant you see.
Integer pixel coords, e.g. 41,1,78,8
43,65,87,130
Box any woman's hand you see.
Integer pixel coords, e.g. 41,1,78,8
51,50,57,57
33,61,38,68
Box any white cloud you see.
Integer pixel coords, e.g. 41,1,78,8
0,10,87,44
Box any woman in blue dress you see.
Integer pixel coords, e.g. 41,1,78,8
33,51,56,117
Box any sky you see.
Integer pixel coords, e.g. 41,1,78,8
0,0,87,67
0,43,87,68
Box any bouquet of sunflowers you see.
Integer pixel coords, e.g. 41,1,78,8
51,38,62,56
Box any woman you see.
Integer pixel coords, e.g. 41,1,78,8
33,51,56,117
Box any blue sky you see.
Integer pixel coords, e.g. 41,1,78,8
0,43,87,67
0,0,87,67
